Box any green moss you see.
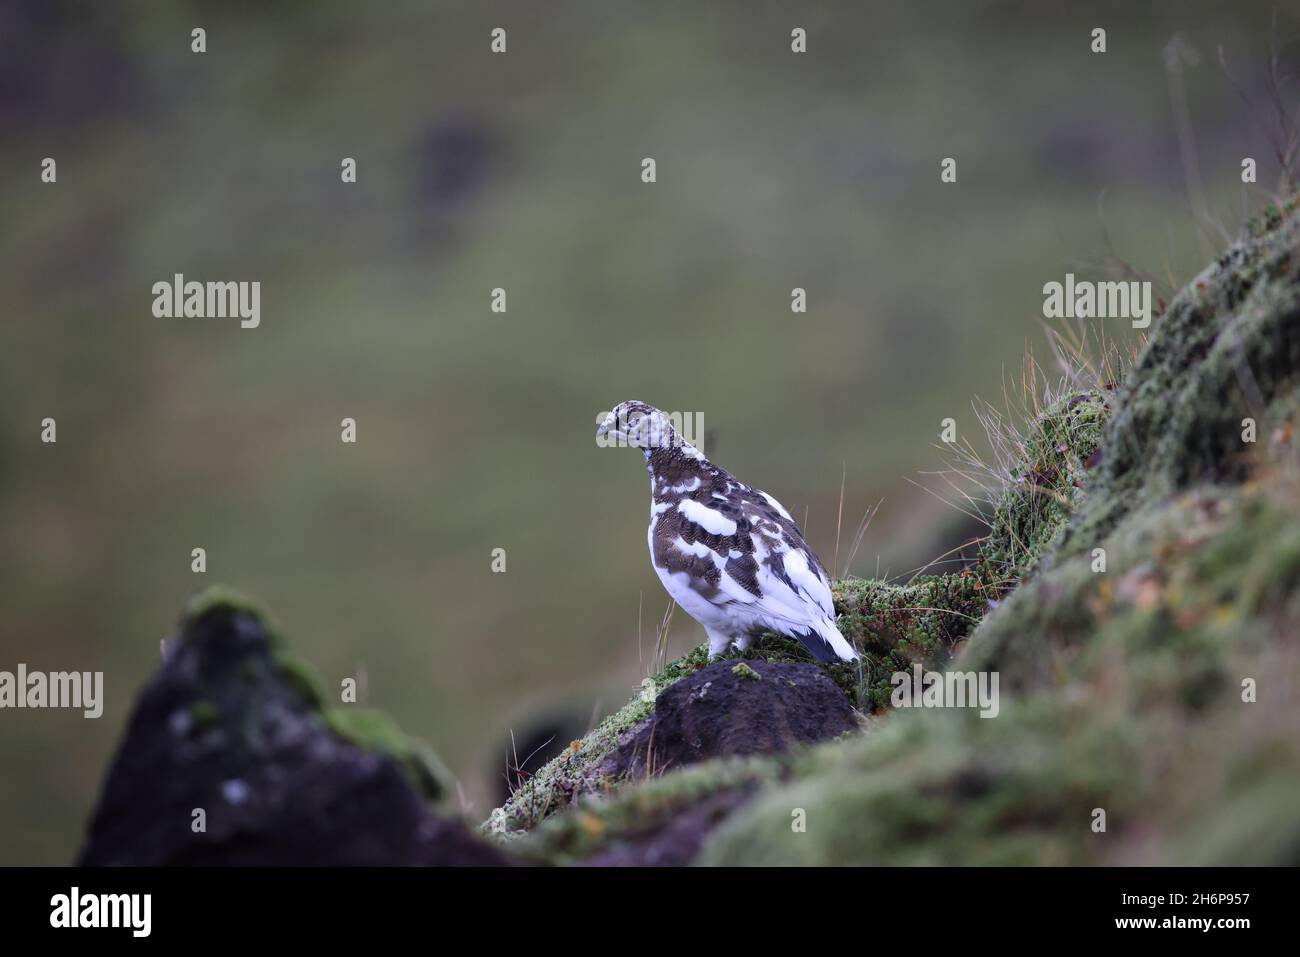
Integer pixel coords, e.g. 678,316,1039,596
189,700,219,726
731,662,761,681
184,585,284,642
700,700,1142,865
1060,194,1300,558
325,708,453,802
965,482,1296,693
268,649,328,712
1165,740,1300,866
982,390,1110,577
831,570,1001,710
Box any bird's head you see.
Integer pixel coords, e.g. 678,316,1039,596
599,399,696,450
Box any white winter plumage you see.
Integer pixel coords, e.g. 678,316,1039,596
603,399,860,664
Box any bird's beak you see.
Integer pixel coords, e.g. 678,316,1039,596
596,411,615,439
597,410,630,445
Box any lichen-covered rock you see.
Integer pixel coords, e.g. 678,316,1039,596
596,659,858,783
79,588,519,866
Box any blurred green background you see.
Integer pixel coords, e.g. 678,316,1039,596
2,0,1296,864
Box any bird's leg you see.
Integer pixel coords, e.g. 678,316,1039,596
733,634,753,653
706,629,734,658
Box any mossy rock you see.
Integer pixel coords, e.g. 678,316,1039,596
697,194,1300,865
82,586,511,864
184,585,450,802
1059,191,1300,558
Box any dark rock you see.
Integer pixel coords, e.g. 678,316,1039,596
598,660,857,782
580,788,758,867
78,595,519,866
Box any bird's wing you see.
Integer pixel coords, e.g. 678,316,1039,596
665,487,835,629
736,487,836,619
656,485,857,662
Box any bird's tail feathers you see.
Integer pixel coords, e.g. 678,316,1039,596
796,615,858,664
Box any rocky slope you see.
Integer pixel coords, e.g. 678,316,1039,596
493,193,1300,866
80,194,1300,865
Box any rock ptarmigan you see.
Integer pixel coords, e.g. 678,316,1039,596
597,400,858,664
